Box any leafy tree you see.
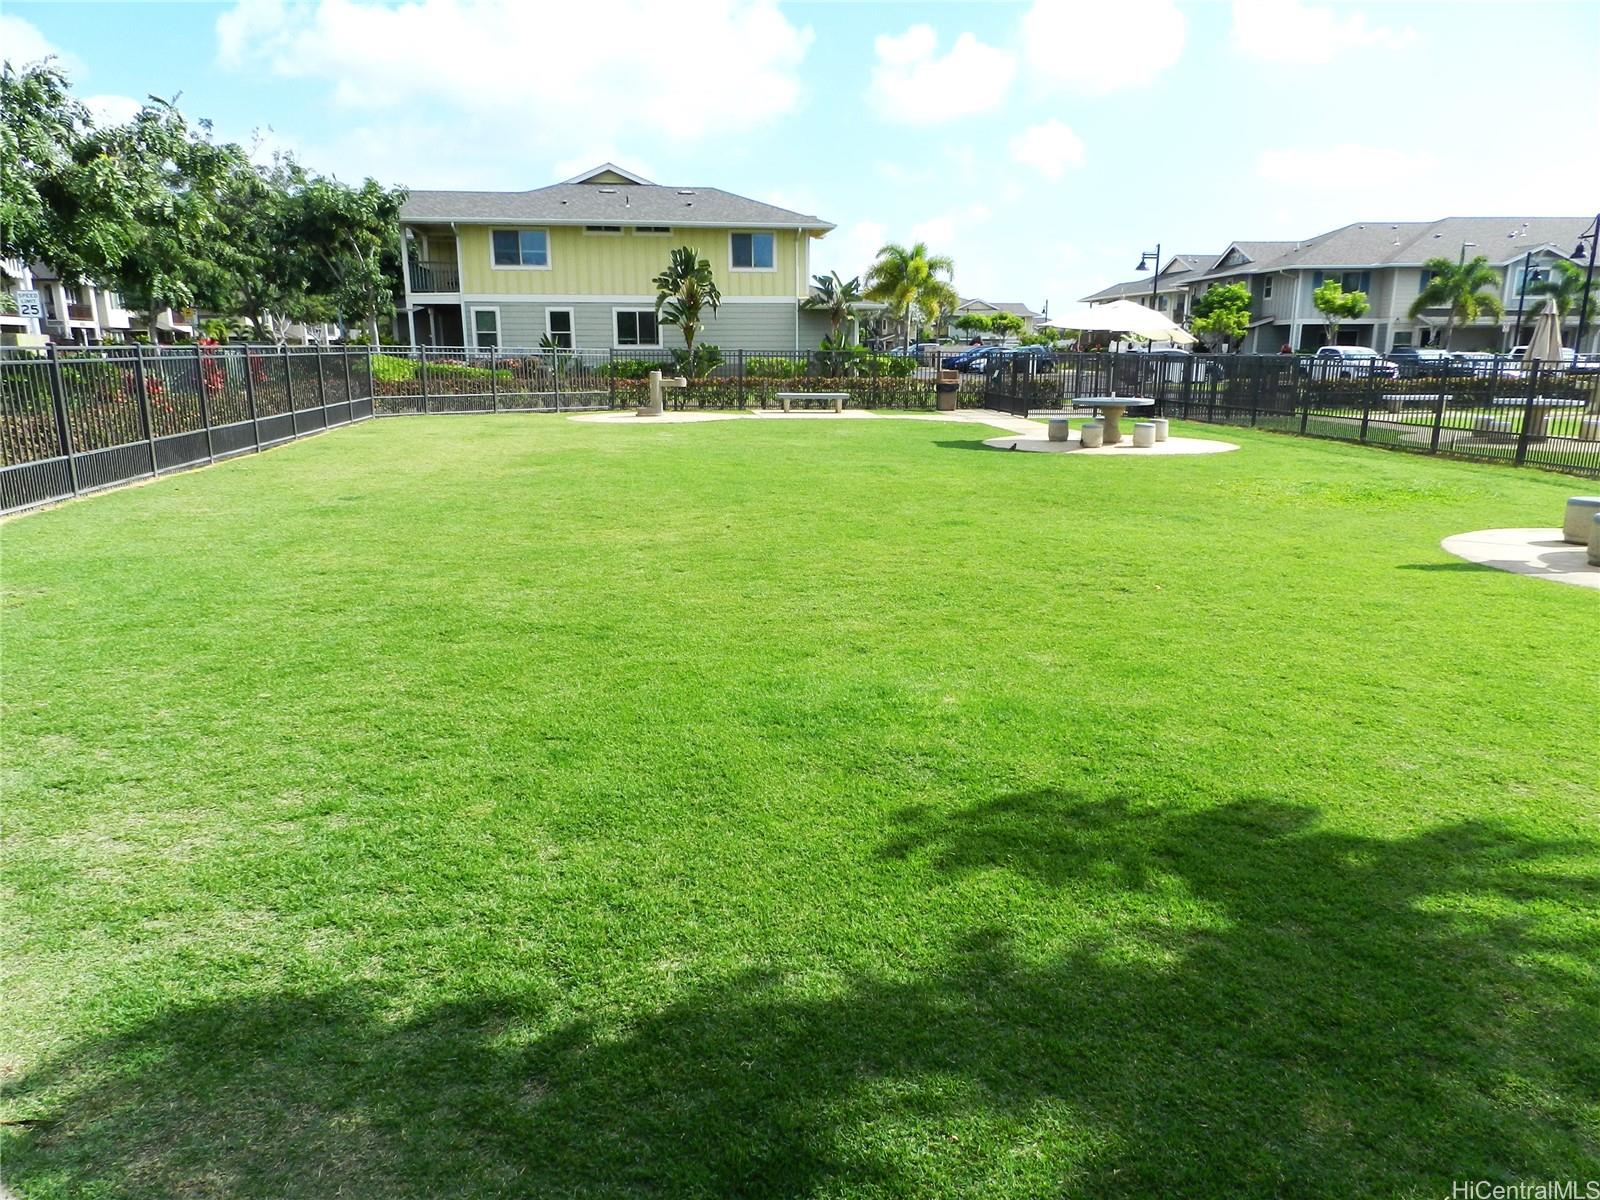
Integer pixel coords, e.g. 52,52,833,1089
864,241,957,350
1189,282,1251,351
1312,277,1370,345
1407,256,1503,349
988,312,1025,342
801,271,863,346
285,175,407,346
1525,258,1598,332
653,246,722,376
953,313,992,338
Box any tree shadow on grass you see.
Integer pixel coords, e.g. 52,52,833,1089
8,793,1597,1198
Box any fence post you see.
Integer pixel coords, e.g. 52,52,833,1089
133,345,158,475
1429,388,1446,453
283,345,297,434
608,350,617,409
45,344,79,496
342,347,354,417
1358,385,1372,442
195,344,215,462
736,349,745,410
1514,363,1538,467
313,344,328,414
553,348,561,412
419,347,430,414
243,346,261,450
490,345,499,413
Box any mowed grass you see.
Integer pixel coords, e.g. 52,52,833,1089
2,415,1597,1199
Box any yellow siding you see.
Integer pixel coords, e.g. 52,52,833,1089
457,226,805,297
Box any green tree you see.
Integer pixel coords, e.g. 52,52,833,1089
1189,282,1251,351
1525,258,1599,333
800,271,863,346
286,176,407,346
988,311,1025,342
654,246,722,376
1407,256,1503,349
864,241,957,350
1312,277,1370,346
953,313,992,338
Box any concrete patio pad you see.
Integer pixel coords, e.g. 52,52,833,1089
569,411,743,424
1440,528,1600,590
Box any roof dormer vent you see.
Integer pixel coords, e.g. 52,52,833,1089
598,187,618,194
676,190,696,195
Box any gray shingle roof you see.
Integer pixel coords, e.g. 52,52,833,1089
1079,253,1218,302
401,179,833,231
957,298,1045,320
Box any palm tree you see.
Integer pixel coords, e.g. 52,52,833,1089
864,241,957,350
800,271,863,345
1408,255,1504,348
1525,259,1599,339
654,246,721,376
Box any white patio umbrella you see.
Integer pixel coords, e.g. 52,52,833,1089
1041,299,1197,346
1525,297,1565,366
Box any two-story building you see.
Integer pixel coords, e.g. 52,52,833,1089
1079,253,1220,325
948,297,1048,337
1083,218,1596,354
398,164,837,354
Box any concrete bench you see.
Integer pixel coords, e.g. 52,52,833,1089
1562,496,1600,544
775,391,847,413
1472,416,1515,441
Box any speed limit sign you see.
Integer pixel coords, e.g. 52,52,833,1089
14,289,44,319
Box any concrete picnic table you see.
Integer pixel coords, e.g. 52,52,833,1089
1075,396,1156,445
1488,396,1590,440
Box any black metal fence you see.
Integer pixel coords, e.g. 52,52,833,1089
983,351,1600,477
1,344,375,514
369,346,986,414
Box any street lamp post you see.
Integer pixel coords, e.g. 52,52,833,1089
1134,244,1162,312
1511,250,1533,353
1573,214,1599,354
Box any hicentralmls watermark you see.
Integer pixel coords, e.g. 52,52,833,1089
1451,1183,1600,1200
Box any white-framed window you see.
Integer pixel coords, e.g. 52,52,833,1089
614,308,661,348
633,226,671,236
730,231,776,271
545,307,575,349
583,225,623,235
1263,276,1273,299
471,306,500,349
491,229,550,268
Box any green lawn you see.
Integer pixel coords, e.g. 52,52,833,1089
3,415,1596,1199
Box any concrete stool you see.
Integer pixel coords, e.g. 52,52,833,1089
1079,422,1104,448
1590,513,1600,567
1048,418,1072,442
1152,418,1169,442
1132,422,1157,448
1562,496,1600,544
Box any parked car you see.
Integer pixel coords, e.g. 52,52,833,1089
1003,345,1056,373
1298,345,1399,380
1447,351,1505,378
1124,345,1224,383
1386,346,1456,377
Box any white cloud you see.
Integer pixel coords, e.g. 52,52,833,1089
1230,0,1416,64
217,0,812,147
1256,143,1433,187
82,94,144,128
1021,0,1185,94
869,25,1016,124
814,219,888,284
0,12,83,73
1008,119,1086,180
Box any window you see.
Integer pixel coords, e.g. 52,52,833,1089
491,229,549,268
614,308,660,347
583,225,623,235
634,226,671,235
1263,276,1273,299
545,308,574,349
1419,269,1434,291
1516,267,1550,294
472,307,500,349
1392,330,1413,347
730,231,775,270
1340,271,1370,294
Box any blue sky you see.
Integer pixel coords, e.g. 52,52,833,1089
6,0,1599,309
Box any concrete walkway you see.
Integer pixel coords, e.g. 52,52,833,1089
1440,528,1600,590
570,408,1046,437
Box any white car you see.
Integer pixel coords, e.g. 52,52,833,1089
1298,345,1399,379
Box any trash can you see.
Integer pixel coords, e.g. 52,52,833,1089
936,368,959,412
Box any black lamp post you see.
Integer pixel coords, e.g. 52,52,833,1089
1511,250,1533,353
1573,214,1599,354
1134,244,1162,311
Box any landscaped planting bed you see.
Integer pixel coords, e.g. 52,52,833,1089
3,415,1596,1198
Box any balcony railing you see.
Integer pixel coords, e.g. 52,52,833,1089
66,303,95,322
409,259,460,293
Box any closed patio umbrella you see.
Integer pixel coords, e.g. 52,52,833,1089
1526,297,1565,365
1041,300,1198,346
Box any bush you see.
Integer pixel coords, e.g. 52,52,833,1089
746,356,804,379
371,353,418,383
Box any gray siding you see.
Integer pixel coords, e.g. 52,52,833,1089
472,300,808,353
